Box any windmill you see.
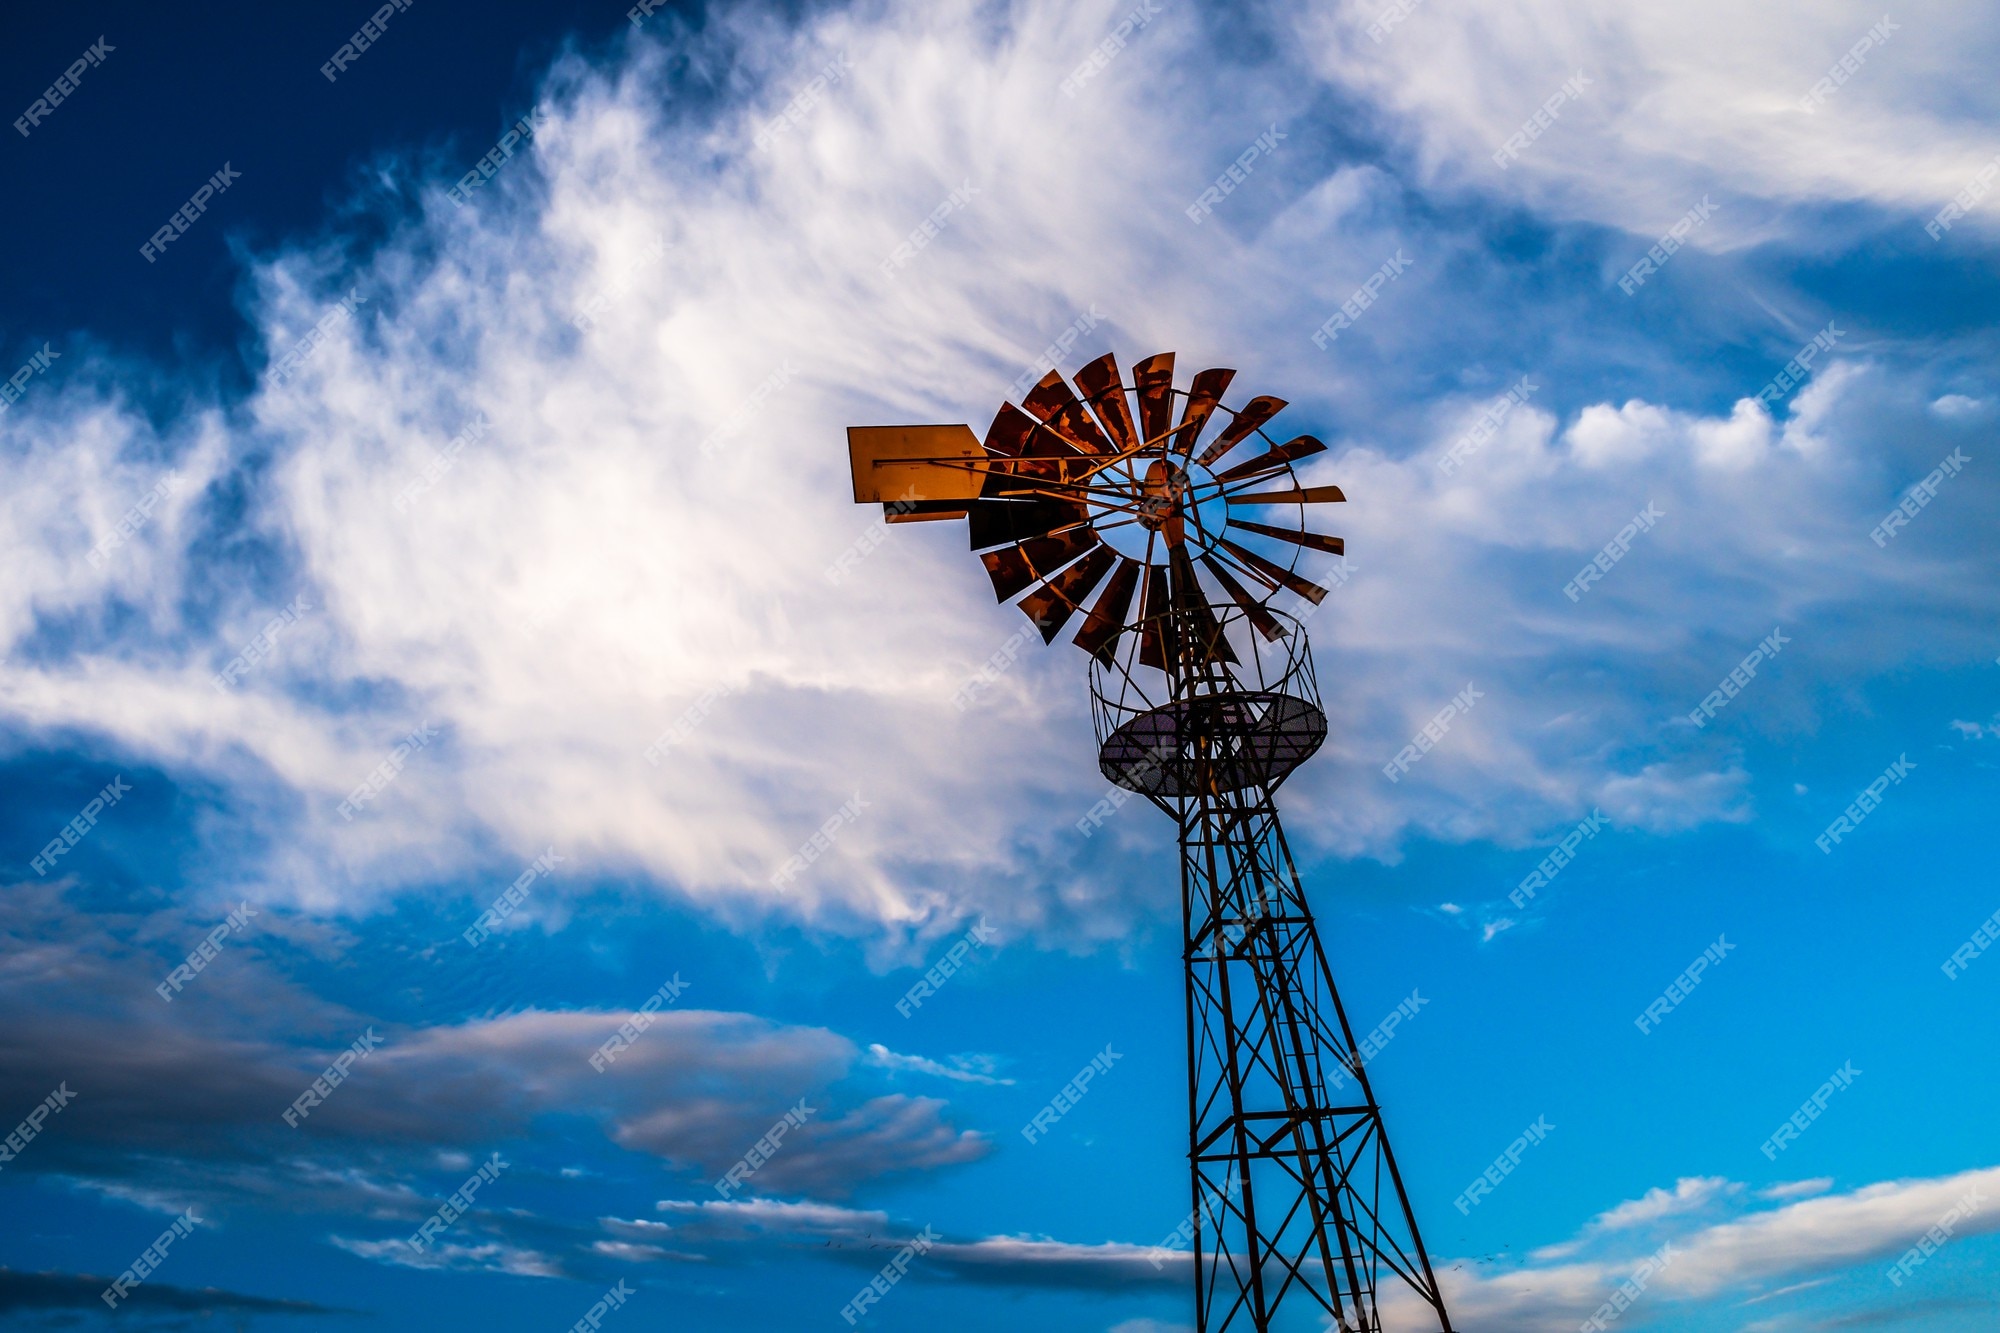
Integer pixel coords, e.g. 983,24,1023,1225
846,352,1453,1332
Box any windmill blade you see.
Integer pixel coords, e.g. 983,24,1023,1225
1073,556,1141,662
1018,545,1118,642
1170,368,1236,458
1196,395,1287,467
1200,554,1290,642
967,495,1089,550
1226,484,1346,505
1073,353,1141,453
1231,518,1345,556
979,528,1100,602
1133,353,1176,448
1023,372,1115,456
1219,537,1329,606
1214,434,1327,482
983,403,1036,457
1138,564,1173,671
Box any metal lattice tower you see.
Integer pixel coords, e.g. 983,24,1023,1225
847,351,1452,1331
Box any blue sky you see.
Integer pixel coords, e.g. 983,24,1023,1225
2,1,1998,1330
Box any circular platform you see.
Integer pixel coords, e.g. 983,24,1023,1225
1097,691,1327,796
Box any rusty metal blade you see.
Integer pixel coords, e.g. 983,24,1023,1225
984,404,1036,457
967,496,1088,550
1019,545,1117,642
1073,353,1140,454
1073,556,1140,662
1139,564,1172,671
1196,394,1286,467
1023,371,1114,455
1214,434,1328,482
885,500,970,524
1231,518,1345,556
1219,537,1328,605
979,527,1100,602
1171,368,1235,458
1226,484,1346,505
1133,353,1176,449
1201,554,1290,641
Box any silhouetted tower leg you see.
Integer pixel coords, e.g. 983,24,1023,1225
1170,781,1452,1331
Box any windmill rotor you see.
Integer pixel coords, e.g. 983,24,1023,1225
848,353,1347,675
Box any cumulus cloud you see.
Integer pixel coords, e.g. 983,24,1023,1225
0,0,1994,950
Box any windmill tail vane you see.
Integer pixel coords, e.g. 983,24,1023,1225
847,352,1454,1332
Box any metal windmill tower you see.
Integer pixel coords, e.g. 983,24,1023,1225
846,352,1454,1332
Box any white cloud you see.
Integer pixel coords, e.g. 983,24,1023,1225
1,0,1994,944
